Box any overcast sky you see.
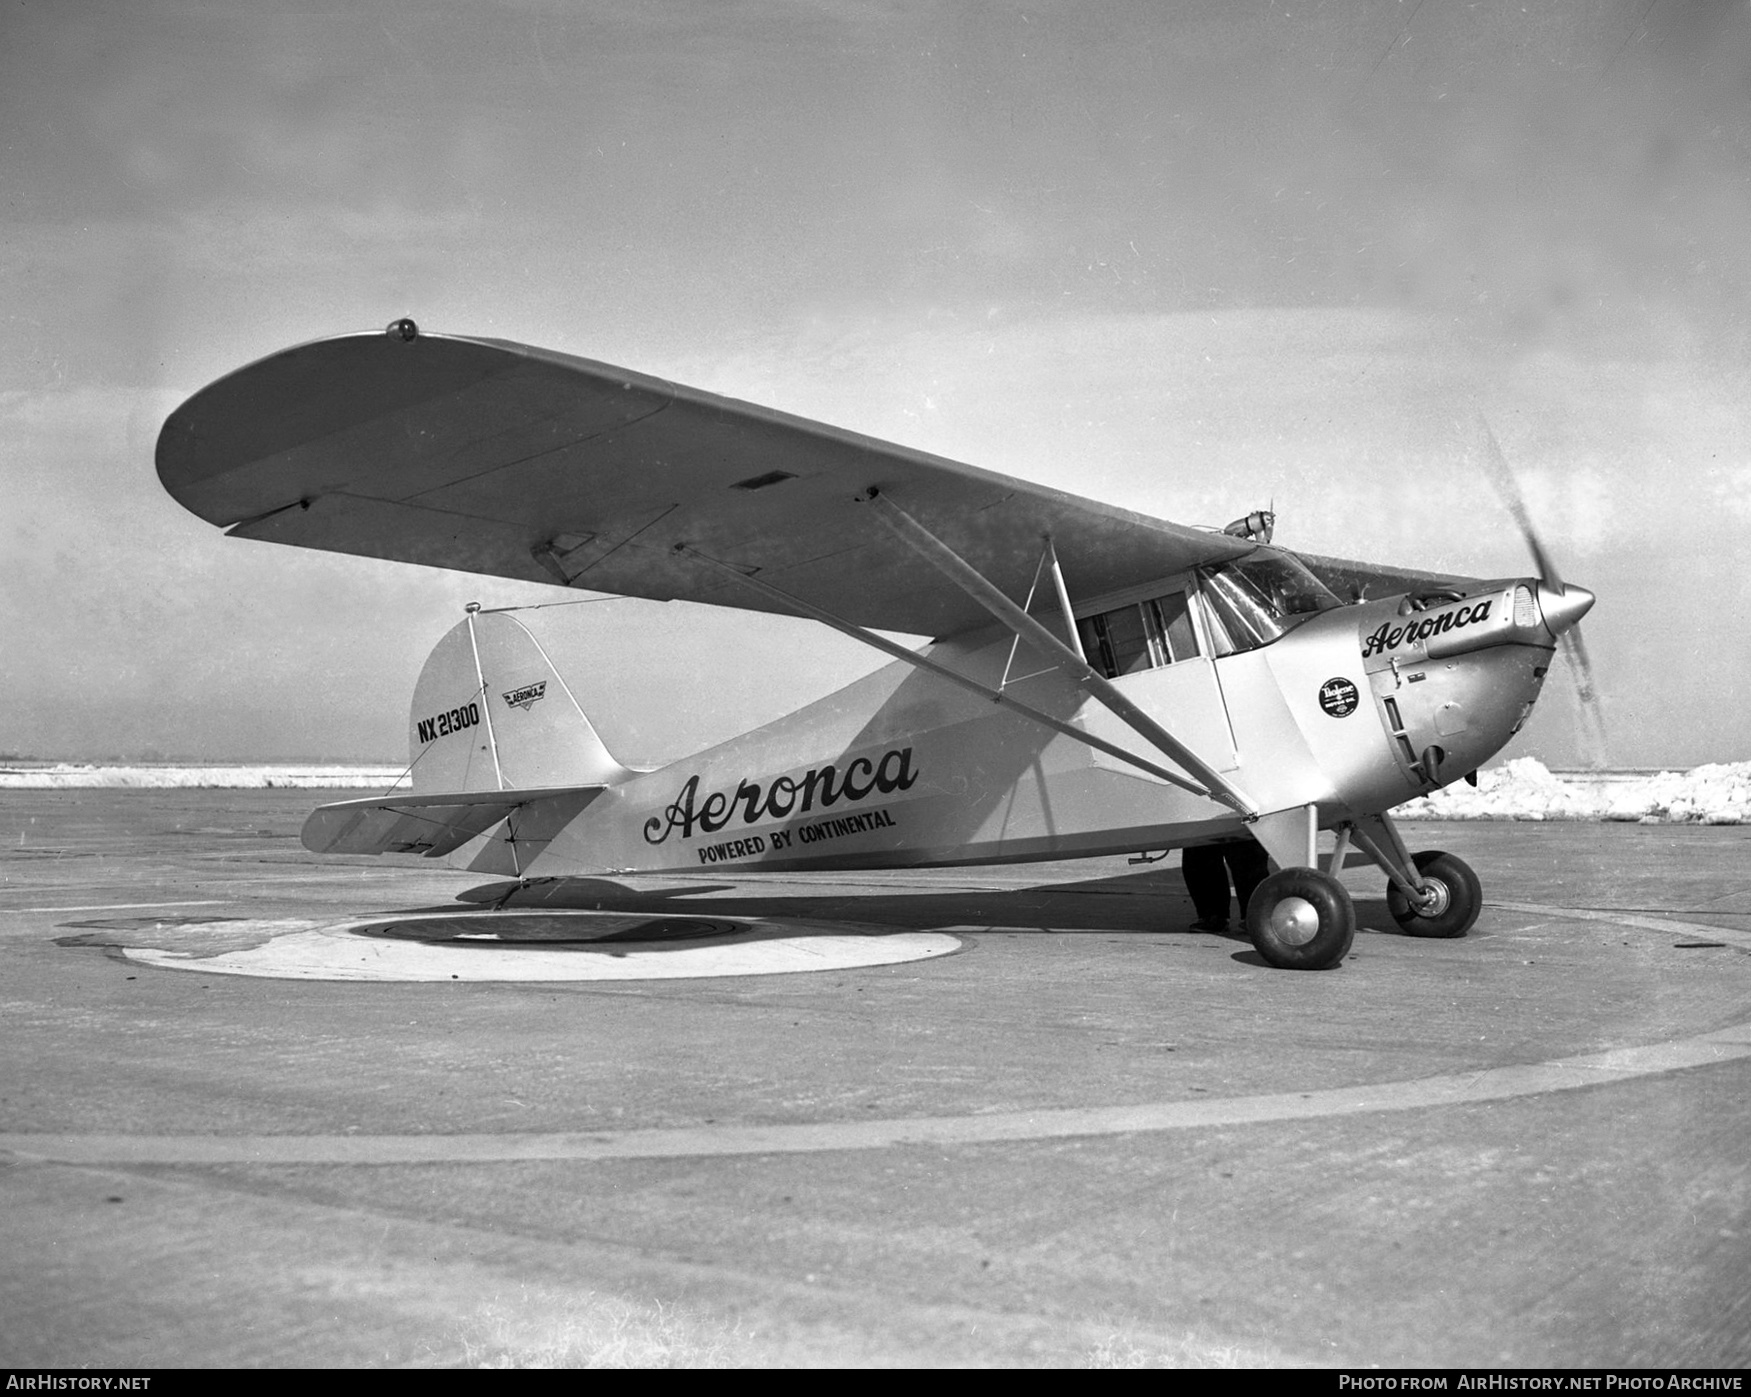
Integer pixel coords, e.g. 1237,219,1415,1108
4,0,1749,768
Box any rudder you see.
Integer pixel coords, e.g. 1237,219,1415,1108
408,607,629,792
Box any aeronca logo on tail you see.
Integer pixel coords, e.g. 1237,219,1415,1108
643,747,920,846
1361,599,1495,659
502,680,547,712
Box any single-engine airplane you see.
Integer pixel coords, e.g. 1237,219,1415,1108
156,319,1597,970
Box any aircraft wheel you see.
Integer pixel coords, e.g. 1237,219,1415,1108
1386,851,1482,938
1246,868,1355,970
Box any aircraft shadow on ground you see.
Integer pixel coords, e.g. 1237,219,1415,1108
396,865,1414,941
352,911,757,954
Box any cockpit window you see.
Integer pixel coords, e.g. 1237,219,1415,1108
1078,589,1200,679
1198,552,1342,655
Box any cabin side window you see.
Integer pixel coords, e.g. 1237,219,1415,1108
1078,590,1200,680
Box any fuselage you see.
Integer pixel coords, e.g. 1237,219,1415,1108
521,559,1587,879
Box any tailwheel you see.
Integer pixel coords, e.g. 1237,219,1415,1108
1386,851,1482,938
1246,867,1355,970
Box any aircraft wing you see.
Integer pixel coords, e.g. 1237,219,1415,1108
1296,552,1490,603
157,329,1254,638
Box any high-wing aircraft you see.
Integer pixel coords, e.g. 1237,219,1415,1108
155,319,1596,970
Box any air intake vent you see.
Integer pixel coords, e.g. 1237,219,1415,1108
1513,584,1538,627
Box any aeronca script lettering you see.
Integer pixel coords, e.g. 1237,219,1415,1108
644,747,919,845
415,702,481,745
1361,599,1494,660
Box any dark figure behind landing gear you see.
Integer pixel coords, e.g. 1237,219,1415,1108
1182,837,1270,933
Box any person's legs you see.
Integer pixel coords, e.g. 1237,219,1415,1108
1181,843,1232,928
1224,838,1271,923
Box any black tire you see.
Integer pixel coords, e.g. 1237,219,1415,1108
1246,867,1356,970
1386,851,1482,938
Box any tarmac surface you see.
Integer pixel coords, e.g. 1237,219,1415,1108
2,789,1748,1368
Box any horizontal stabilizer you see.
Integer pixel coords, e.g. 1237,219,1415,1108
301,785,605,860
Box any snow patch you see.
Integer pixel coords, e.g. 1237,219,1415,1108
0,764,407,790
1398,757,1751,825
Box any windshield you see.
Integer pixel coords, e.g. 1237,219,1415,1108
1198,552,1342,654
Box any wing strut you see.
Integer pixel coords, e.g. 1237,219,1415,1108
996,538,1086,690
860,489,1256,818
674,546,1213,798
1046,538,1087,664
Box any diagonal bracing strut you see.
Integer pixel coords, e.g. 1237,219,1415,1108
674,545,1214,798
860,488,1256,818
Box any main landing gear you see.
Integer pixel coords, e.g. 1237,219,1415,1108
1246,866,1356,970
1385,850,1482,938
1347,813,1483,940
1237,808,1482,969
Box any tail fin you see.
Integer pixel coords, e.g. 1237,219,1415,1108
409,607,629,793
301,609,623,870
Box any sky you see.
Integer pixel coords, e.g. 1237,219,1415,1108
3,0,1750,768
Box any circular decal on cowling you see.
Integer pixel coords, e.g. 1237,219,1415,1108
1319,677,1360,717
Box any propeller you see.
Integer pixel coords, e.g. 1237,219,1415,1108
1475,418,1607,766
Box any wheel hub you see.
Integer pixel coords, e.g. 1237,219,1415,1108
1411,878,1452,918
1267,896,1321,947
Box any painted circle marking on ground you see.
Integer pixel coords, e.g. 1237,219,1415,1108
5,1023,1748,1166
18,900,1744,1166
120,912,962,982
1491,901,1751,951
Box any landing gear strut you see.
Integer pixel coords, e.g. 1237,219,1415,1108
1346,813,1484,940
